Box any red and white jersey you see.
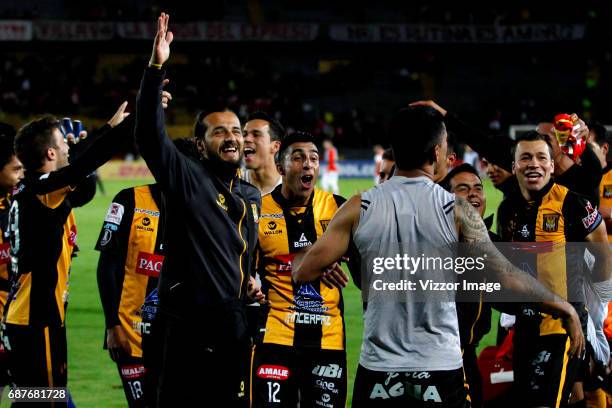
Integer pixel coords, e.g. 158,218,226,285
325,147,338,172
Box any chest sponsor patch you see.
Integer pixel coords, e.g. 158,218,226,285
135,252,165,277
0,242,9,265
104,202,124,225
542,214,560,232
275,254,295,275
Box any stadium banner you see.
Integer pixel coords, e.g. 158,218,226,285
34,21,114,41
0,20,32,41
116,22,318,42
98,160,153,181
329,23,586,43
322,160,376,179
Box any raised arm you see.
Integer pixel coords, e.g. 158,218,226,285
135,13,198,195
454,195,585,356
30,103,132,195
293,194,361,284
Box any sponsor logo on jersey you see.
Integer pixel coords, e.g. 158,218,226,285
135,252,165,277
217,193,228,211
604,185,612,199
285,312,331,326
264,221,283,236
256,365,290,381
542,214,559,232
312,364,343,379
141,288,159,322
134,208,160,217
103,222,118,231
297,283,323,301
582,201,600,230
68,225,77,246
0,243,9,265
142,217,151,226
100,229,113,247
120,364,146,380
519,225,530,238
260,213,284,219
275,254,295,274
293,232,312,248
105,202,124,225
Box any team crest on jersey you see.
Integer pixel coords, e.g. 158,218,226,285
519,225,530,238
604,185,612,199
216,193,228,211
251,203,259,223
542,214,559,232
319,219,330,232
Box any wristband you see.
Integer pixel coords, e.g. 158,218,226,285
148,62,163,69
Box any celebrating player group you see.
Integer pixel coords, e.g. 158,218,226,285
1,11,612,408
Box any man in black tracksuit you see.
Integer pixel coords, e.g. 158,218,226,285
135,13,261,406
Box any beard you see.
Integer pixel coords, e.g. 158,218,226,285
203,141,243,175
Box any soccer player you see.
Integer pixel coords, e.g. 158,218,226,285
0,126,23,394
293,106,585,407
378,148,395,184
441,163,496,408
5,105,131,393
373,144,384,184
135,13,262,405
321,138,339,194
252,132,350,407
496,131,612,407
243,111,284,194
589,122,612,240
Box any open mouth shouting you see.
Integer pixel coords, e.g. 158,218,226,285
300,174,314,189
244,145,256,163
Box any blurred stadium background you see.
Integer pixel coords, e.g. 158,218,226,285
0,0,609,405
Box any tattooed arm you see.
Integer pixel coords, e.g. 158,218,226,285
454,196,585,356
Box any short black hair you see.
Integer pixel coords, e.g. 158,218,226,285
388,106,446,171
440,163,481,191
15,115,61,171
511,131,553,161
192,108,235,140
277,131,316,162
589,121,612,147
246,111,286,142
382,148,394,161
0,123,17,169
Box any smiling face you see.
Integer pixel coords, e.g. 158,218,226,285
200,111,243,167
449,171,486,217
243,119,279,170
278,141,319,204
513,140,554,199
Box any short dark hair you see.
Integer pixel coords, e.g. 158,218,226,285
589,121,612,147
0,123,16,169
277,131,316,162
246,111,286,142
440,163,481,191
15,115,61,171
192,108,235,140
388,106,446,171
511,131,553,161
382,148,394,161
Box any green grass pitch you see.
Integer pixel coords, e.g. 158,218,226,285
0,176,502,406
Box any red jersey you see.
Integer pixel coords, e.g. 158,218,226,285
326,147,338,172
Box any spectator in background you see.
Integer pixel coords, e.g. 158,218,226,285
321,138,339,194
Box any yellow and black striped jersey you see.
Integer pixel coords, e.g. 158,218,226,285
257,186,346,350
95,184,165,357
6,184,78,327
498,181,602,336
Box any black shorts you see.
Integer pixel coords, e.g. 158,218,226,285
116,356,147,408
251,343,347,407
4,324,67,389
513,333,582,407
351,365,470,408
